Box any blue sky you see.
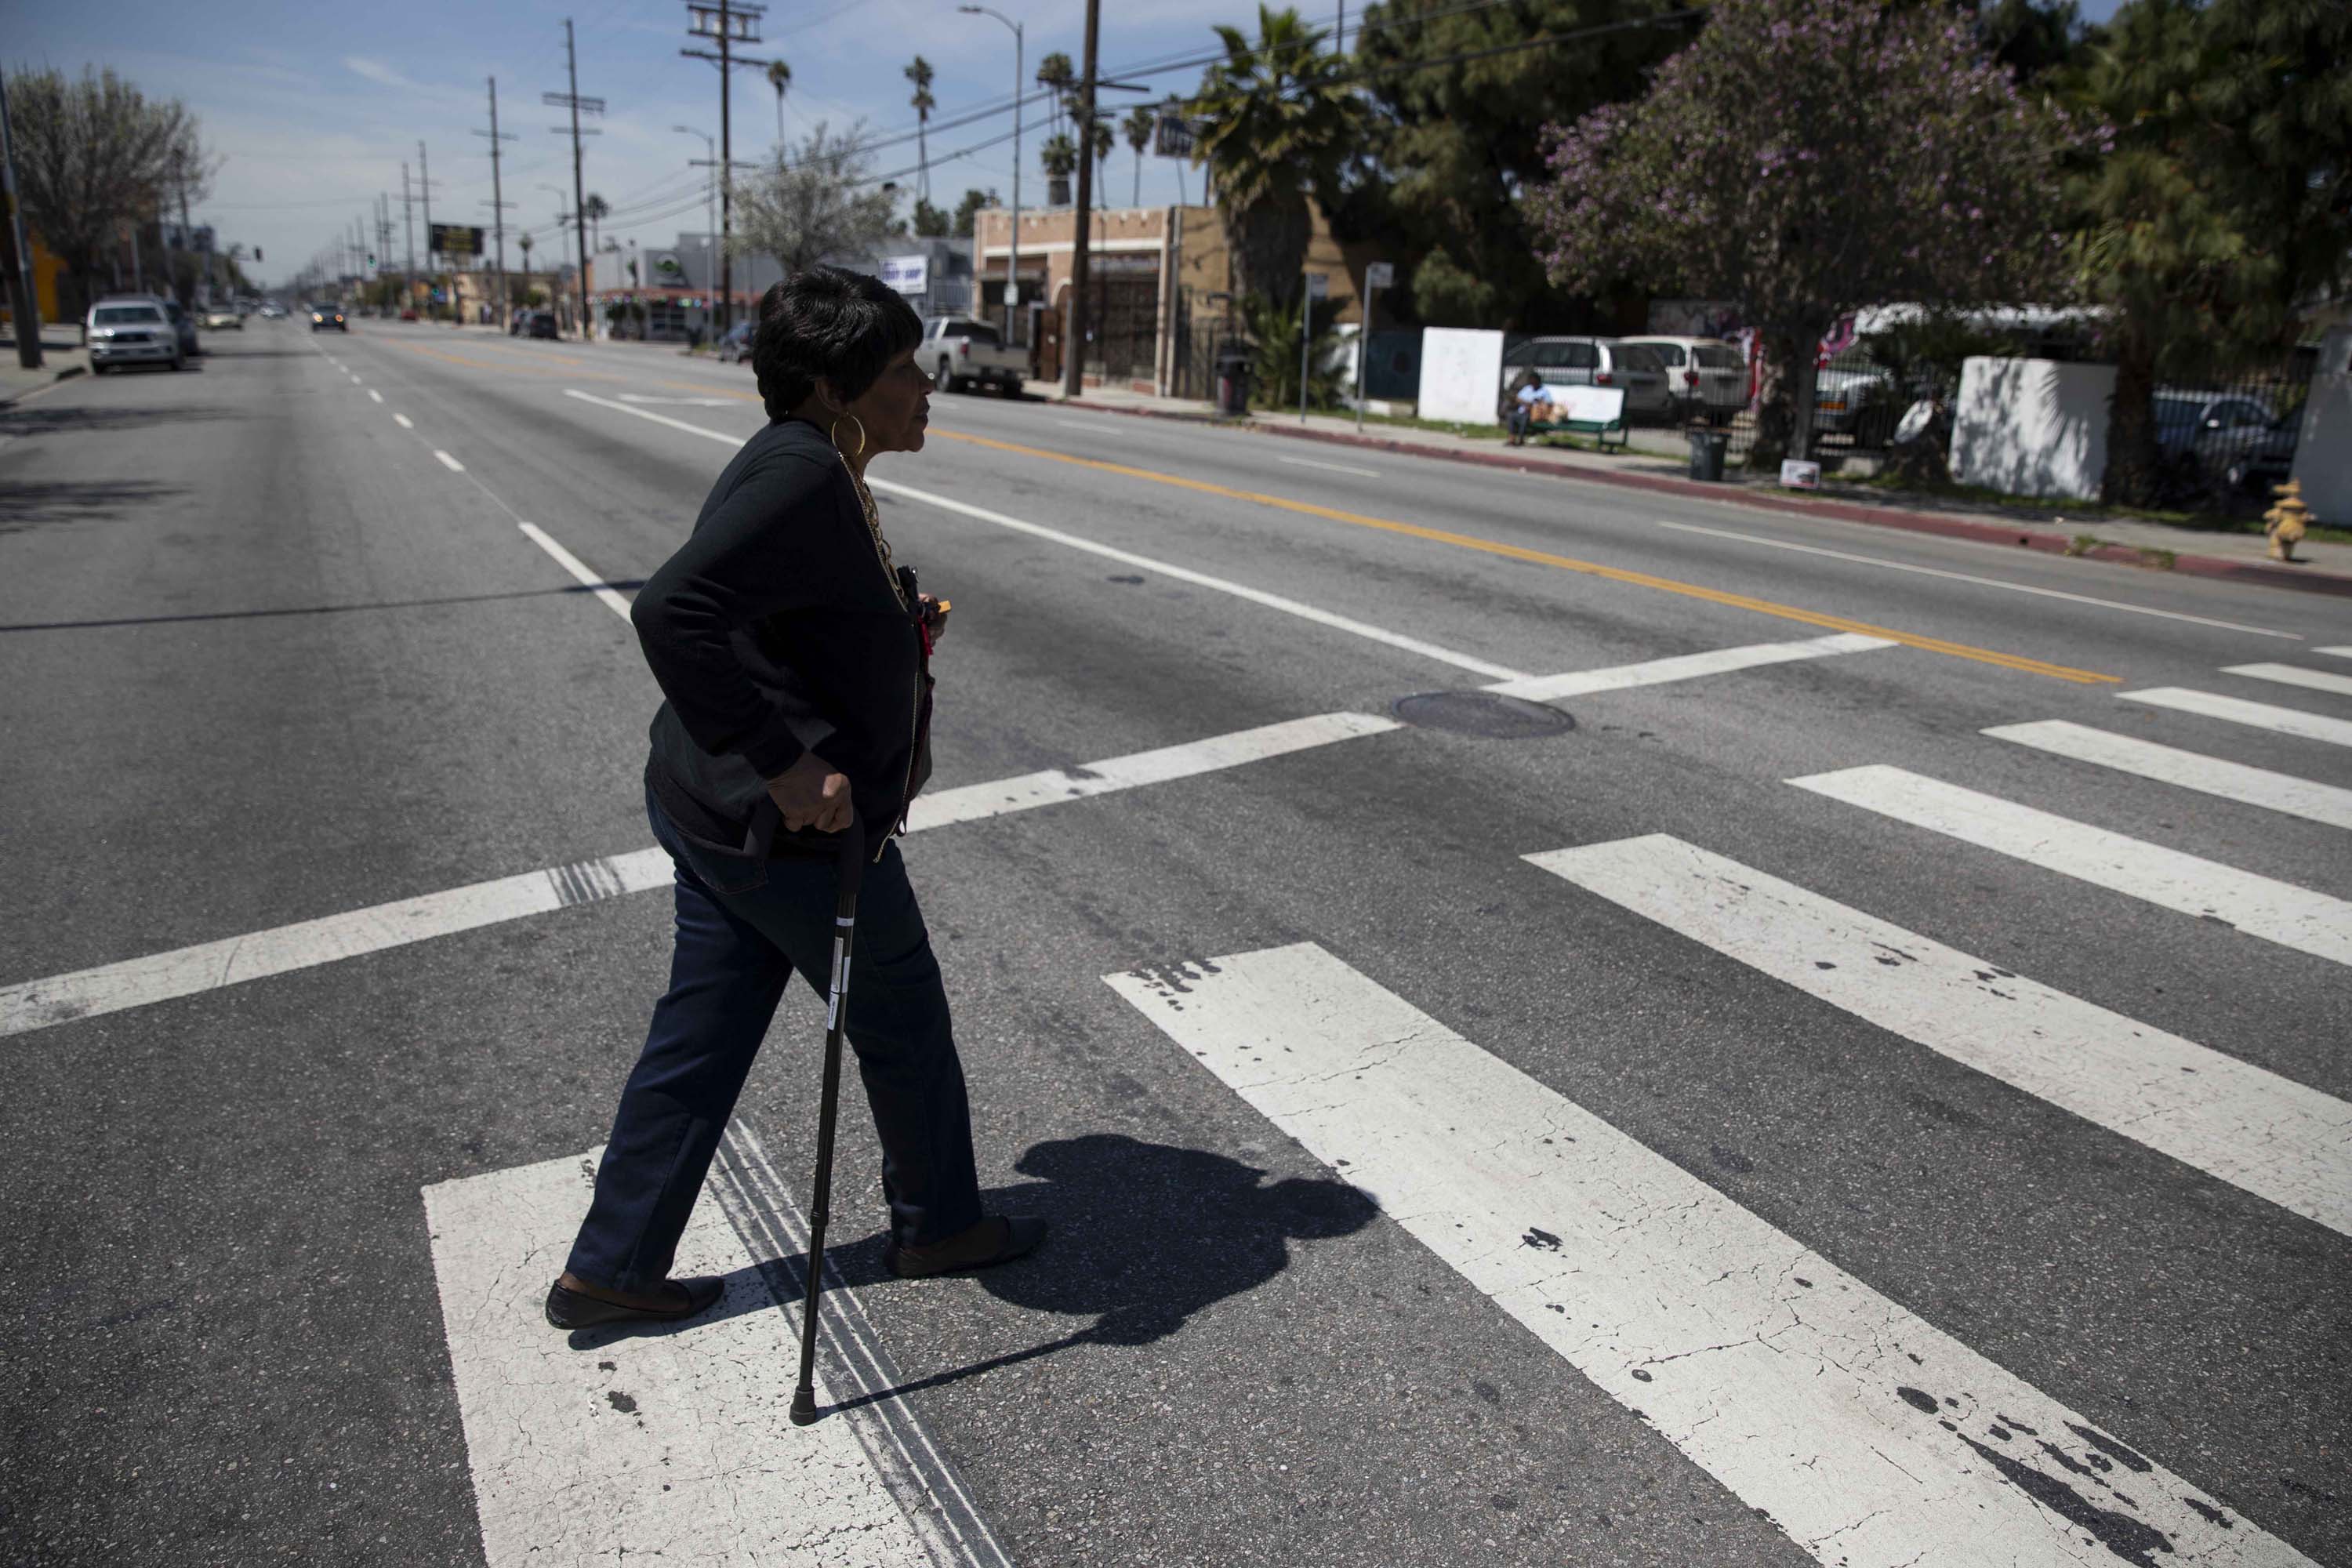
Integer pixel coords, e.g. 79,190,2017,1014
10,0,1247,286
15,0,2131,289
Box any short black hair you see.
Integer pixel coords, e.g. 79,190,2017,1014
752,266,924,421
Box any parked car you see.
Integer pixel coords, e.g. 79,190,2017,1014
1617,336,1748,424
199,302,242,331
1498,336,1673,419
714,320,755,362
85,297,184,373
922,316,1025,394
2154,390,2294,495
525,310,560,339
310,303,347,332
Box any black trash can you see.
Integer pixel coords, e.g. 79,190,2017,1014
1214,346,1253,416
1686,428,1730,481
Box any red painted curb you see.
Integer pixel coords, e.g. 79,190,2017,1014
1065,398,2352,601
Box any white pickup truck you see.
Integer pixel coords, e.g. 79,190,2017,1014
922,316,1027,394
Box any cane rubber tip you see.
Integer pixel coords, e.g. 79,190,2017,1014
789,1388,819,1426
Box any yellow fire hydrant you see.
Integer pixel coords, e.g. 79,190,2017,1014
2265,480,2310,563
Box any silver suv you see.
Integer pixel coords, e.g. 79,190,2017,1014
1501,336,1671,419
87,296,184,373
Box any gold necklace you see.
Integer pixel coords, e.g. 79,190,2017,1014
840,454,909,610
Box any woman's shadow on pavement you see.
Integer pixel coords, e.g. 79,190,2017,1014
822,1132,1377,1413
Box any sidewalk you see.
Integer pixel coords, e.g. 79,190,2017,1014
0,325,89,406
1044,379,2352,600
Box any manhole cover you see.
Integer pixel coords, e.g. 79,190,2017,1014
1392,691,1575,739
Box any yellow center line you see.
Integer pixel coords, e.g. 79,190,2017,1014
929,427,2118,685
391,340,627,383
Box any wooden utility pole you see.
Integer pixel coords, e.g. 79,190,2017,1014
546,20,605,337
476,79,519,328
1061,0,1099,398
0,67,38,369
682,1,774,336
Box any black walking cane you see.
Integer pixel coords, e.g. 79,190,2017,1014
789,811,866,1428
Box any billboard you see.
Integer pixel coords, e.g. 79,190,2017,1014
880,255,928,295
431,223,485,258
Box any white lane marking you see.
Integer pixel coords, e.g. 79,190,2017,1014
909,711,1398,829
561,387,1530,681
1052,419,1105,433
0,849,673,1037
394,413,413,429
1790,764,2352,967
350,373,363,385
517,522,633,622
0,713,1392,1039
1657,521,2302,639
1987,720,2352,831
616,392,742,407
1276,454,1383,479
2118,687,2352,749
424,1151,943,1568
2318,646,2352,659
1105,942,2303,1568
368,389,383,404
2223,661,2352,699
1528,835,2352,1235
434,449,466,472
1484,632,1891,703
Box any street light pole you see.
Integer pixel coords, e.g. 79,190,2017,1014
1062,0,1098,398
960,5,1022,348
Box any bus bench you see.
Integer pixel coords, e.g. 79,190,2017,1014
1507,384,1628,452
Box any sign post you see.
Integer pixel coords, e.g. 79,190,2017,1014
1357,260,1392,432
1301,271,1329,425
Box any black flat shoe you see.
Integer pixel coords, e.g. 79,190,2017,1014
544,1275,725,1330
885,1215,1047,1280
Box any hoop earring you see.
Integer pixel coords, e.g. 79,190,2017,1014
829,413,868,460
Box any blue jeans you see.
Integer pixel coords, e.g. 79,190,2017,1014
564,786,984,1292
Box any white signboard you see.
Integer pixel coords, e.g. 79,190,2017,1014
1365,261,1393,289
1304,271,1329,300
1418,327,1507,425
880,255,929,294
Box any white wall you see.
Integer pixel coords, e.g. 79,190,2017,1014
1948,357,2116,503
1418,328,1506,425
2292,327,2352,526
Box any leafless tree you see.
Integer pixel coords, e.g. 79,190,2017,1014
9,67,205,328
730,122,895,280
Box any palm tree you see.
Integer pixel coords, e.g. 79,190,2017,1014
1036,53,1074,139
905,56,936,203
583,192,609,259
765,59,793,147
1123,104,1155,207
1041,132,1076,208
1185,5,1358,310
1087,114,1113,204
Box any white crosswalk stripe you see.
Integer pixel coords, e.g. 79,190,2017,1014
2118,687,2352,748
1789,765,2352,967
424,1151,956,1568
1106,942,2313,1568
1984,720,2352,831
1483,631,1893,702
2223,662,2352,699
1524,834,2352,1236
2317,647,2352,660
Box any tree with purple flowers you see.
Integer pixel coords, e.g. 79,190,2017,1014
1526,0,2077,463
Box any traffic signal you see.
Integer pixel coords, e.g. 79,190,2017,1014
255,247,263,263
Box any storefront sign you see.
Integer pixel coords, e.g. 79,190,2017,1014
881,255,929,294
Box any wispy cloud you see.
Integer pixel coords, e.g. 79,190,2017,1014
343,55,426,93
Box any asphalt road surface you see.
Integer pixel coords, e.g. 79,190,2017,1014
4,320,2348,1568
